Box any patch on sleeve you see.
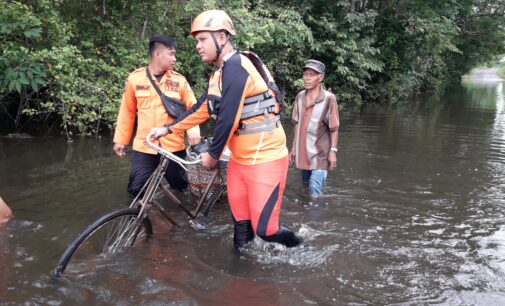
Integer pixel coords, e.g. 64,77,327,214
186,83,193,92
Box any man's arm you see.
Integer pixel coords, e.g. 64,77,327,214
289,124,298,165
166,93,209,133
289,100,299,165
206,57,249,161
327,94,339,170
328,129,338,169
113,78,136,157
150,90,210,140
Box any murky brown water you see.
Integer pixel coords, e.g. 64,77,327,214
1,80,505,305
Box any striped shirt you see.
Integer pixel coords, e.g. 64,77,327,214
291,88,339,170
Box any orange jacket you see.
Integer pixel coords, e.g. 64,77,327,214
114,67,199,154
167,52,287,165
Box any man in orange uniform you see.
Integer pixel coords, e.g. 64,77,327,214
114,34,200,198
150,11,302,249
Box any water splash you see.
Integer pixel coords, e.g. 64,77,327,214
247,224,340,268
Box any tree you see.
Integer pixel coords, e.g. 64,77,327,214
0,0,504,138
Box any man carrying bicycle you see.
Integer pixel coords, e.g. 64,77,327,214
150,10,302,249
114,34,201,198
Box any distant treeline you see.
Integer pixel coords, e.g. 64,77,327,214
1,0,504,138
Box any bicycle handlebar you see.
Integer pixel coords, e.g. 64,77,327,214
144,132,201,171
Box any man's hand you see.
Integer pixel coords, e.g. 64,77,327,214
328,151,337,170
149,127,169,140
289,150,296,165
113,143,126,157
201,152,217,168
187,133,201,145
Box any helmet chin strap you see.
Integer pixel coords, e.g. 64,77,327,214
210,32,229,64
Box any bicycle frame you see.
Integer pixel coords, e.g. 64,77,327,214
133,133,225,228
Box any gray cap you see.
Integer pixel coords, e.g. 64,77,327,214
303,59,325,74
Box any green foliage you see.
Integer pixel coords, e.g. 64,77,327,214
0,0,48,130
0,0,141,137
0,0,504,138
303,3,383,105
0,1,41,39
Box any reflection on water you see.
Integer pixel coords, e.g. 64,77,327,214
1,80,505,305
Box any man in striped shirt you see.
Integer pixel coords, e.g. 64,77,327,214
289,60,339,198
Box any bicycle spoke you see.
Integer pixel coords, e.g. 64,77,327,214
107,217,141,254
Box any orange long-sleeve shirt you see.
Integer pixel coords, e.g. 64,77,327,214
114,67,199,154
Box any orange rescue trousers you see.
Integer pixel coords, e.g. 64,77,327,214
227,156,302,248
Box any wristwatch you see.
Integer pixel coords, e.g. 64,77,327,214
163,124,173,134
330,148,338,152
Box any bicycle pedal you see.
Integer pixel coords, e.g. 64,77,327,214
189,220,205,231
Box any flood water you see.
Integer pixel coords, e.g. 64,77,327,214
1,79,505,305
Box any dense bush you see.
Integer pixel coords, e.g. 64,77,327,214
1,0,504,139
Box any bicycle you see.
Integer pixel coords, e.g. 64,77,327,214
53,133,228,277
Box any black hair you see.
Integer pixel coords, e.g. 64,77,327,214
148,34,177,57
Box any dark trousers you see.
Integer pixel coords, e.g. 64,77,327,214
127,150,188,198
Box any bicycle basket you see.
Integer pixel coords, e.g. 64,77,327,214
186,138,228,199
187,162,227,199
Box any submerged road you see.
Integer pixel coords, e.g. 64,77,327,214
468,67,503,83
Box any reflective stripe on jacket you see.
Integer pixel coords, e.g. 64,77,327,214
114,67,199,154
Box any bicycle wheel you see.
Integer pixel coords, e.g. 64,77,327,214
54,207,152,277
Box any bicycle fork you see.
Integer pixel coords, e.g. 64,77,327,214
107,159,170,253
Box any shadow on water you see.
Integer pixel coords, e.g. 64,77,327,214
1,80,505,305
